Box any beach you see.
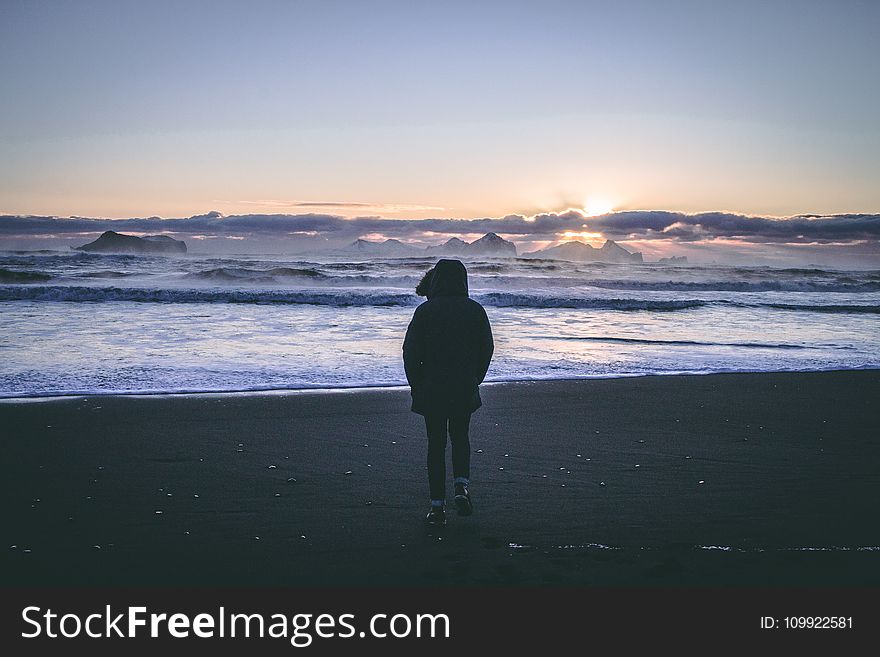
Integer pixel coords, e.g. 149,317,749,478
2,370,878,586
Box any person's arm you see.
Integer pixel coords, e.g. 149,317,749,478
475,306,494,384
402,308,425,388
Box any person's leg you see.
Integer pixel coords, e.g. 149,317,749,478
424,414,449,505
449,413,473,515
448,412,472,489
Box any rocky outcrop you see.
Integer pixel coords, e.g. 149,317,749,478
346,232,519,258
347,238,416,257
526,239,642,264
426,232,517,257
74,231,187,255
425,237,469,256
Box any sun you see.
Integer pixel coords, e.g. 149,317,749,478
582,197,615,217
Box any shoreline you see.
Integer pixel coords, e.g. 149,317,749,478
3,369,879,586
2,366,879,403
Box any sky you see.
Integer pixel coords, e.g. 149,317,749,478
1,0,879,263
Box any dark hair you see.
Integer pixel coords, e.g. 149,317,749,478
415,267,434,297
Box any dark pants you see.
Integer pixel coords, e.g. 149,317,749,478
425,413,472,501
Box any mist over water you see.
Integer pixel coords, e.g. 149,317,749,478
1,250,878,397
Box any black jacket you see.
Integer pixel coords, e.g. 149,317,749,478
403,259,494,416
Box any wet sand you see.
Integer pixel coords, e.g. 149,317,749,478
2,371,879,586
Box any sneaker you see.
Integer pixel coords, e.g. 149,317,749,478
453,483,473,516
425,505,447,527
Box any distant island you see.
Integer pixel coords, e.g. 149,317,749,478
523,239,643,264
340,233,688,264
74,231,187,255
345,232,517,258
426,232,517,257
70,228,685,264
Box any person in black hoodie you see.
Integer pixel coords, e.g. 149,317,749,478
403,259,494,526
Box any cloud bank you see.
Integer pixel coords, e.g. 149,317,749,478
2,209,878,247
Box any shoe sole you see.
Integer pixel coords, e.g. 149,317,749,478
454,495,473,516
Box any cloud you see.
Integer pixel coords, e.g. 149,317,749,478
1,210,879,246
230,199,447,214
583,211,880,243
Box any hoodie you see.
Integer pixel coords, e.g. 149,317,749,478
427,258,468,297
402,259,494,416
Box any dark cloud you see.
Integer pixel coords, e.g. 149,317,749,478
584,211,880,243
290,202,374,208
1,210,879,245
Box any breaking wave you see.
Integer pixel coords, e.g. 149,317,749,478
1,284,878,314
583,278,880,293
0,268,52,283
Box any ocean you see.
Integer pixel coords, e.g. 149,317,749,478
1,251,878,398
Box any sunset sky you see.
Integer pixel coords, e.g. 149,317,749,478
1,1,879,262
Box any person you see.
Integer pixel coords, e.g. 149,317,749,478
403,259,494,526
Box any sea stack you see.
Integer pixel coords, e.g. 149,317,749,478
425,232,517,257
74,231,187,255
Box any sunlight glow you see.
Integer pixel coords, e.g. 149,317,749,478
582,197,615,217
561,231,604,243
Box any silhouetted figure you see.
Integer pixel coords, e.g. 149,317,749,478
403,259,494,526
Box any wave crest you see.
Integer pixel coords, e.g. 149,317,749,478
0,268,52,283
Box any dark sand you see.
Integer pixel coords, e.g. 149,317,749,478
2,371,879,586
